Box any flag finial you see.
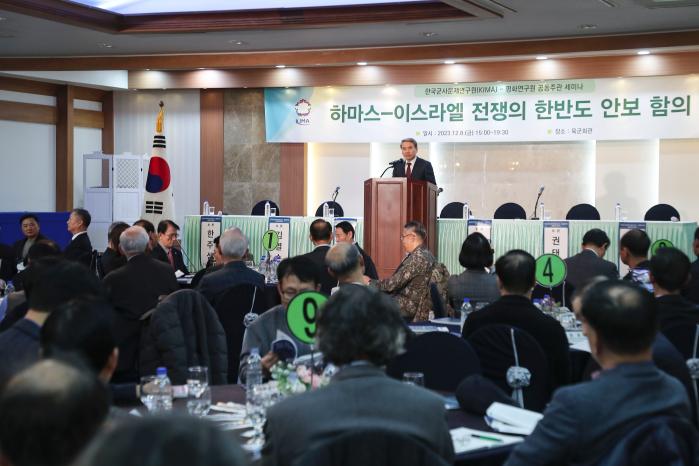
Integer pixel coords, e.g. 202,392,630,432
156,101,165,134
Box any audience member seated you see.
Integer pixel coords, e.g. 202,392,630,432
372,221,435,322
505,281,693,466
103,226,178,383
191,235,223,288
326,242,366,293
300,219,336,295
564,228,618,293
650,247,699,329
74,415,248,466
101,222,130,276
0,242,15,282
462,250,570,389
447,232,499,309
198,228,264,305
0,259,103,388
239,256,320,382
335,220,378,280
620,228,652,292
12,213,47,269
683,227,699,304
262,285,454,466
0,359,110,466
64,208,93,266
151,220,189,275
133,219,158,252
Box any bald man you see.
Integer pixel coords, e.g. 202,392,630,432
326,243,366,294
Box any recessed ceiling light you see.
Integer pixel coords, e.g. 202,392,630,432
444,60,456,65
162,88,167,90
229,40,248,46
578,24,597,30
276,65,286,69
97,43,113,48
145,68,151,71
357,62,367,66
422,32,437,38
536,56,548,60
197,67,206,70
637,50,650,55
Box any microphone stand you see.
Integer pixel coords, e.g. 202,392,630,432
379,165,394,178
530,190,543,220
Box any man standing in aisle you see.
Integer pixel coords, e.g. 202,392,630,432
64,208,93,266
391,138,437,186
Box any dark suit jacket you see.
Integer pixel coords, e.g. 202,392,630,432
0,243,16,281
262,364,455,466
64,232,92,266
101,248,127,276
151,243,189,274
505,362,691,466
356,243,378,280
656,294,699,330
12,233,48,265
391,157,437,185
564,249,618,291
447,269,500,309
462,294,570,388
683,259,699,304
197,260,266,305
0,318,40,388
300,244,336,295
103,254,179,382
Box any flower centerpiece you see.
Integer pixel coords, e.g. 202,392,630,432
270,361,336,395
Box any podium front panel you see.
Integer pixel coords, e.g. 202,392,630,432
364,178,407,279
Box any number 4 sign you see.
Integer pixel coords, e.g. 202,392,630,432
535,254,567,288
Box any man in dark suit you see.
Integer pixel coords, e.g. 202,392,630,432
103,226,179,383
505,281,692,466
197,228,265,305
463,250,570,389
299,219,336,295
564,228,618,294
334,220,378,280
391,138,437,185
683,227,699,304
64,208,93,266
620,228,652,292
12,213,47,269
151,219,189,275
0,243,15,282
650,247,699,330
262,285,454,466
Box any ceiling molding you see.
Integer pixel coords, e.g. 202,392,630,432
0,0,117,32
1,29,698,71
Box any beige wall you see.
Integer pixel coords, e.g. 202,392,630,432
659,139,699,223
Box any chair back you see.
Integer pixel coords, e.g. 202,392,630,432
566,203,601,220
214,284,268,383
89,250,105,279
314,201,344,217
595,416,699,466
293,429,452,466
429,283,447,318
467,324,551,411
251,200,280,216
493,202,527,220
663,324,699,426
190,267,210,289
439,202,466,219
386,332,481,391
645,203,680,221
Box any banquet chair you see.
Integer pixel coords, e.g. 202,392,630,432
293,429,452,466
645,203,681,221
314,201,344,217
251,200,280,216
663,324,699,426
467,324,551,412
493,202,527,220
566,203,601,220
429,283,447,318
386,332,481,391
439,202,467,219
214,284,269,383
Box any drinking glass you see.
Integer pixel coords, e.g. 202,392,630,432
402,372,425,387
187,366,208,397
328,208,335,218
139,375,158,412
187,385,211,417
244,385,269,455
269,207,277,216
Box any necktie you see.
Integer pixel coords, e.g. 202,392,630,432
406,162,412,180
167,248,175,267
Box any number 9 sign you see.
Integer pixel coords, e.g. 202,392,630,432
286,291,328,344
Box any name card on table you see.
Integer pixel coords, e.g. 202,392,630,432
200,216,222,269
267,216,291,260
618,222,646,278
467,219,492,241
543,221,569,259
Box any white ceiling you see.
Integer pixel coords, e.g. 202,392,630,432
0,0,698,57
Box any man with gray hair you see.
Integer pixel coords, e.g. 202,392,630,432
326,242,366,294
198,227,265,305
103,226,178,383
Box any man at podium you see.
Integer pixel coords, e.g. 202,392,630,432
391,138,436,186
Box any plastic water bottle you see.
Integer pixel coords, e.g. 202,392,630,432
538,202,545,220
615,202,621,221
246,348,263,393
322,202,330,218
152,367,173,412
4,281,14,297
459,298,472,330
264,201,271,217
463,202,470,220
202,200,209,216
542,294,554,315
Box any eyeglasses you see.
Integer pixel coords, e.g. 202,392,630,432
400,233,416,240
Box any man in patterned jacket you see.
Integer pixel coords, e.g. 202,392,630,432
371,221,435,321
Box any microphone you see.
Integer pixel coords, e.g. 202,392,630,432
174,238,193,273
331,186,340,202
380,160,401,178
530,185,545,220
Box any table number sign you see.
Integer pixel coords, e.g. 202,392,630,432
286,291,328,345
543,221,569,259
535,254,567,288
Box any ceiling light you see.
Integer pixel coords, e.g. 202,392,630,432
536,56,548,60
422,32,437,38
229,40,248,46
578,24,597,30
357,62,367,66
637,50,650,55
276,65,286,69
97,43,113,48
197,67,206,70
145,68,151,71
444,60,456,65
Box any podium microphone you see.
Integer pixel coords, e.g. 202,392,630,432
530,185,545,220
380,160,401,178
331,186,340,202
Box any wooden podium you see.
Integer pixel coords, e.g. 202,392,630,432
363,178,439,279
